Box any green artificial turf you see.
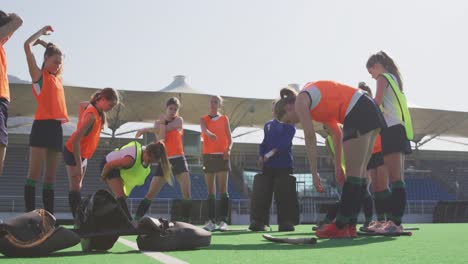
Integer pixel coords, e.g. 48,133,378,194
2,224,468,264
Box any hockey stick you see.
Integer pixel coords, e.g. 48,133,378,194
262,234,317,244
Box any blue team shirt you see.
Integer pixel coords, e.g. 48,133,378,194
259,119,295,168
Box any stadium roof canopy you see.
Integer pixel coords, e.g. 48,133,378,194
8,76,468,149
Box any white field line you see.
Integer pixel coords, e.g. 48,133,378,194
117,237,189,264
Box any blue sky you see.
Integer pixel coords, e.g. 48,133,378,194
2,0,468,111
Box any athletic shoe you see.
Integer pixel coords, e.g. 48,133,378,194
315,223,351,239
366,220,386,232
203,220,216,232
375,220,403,234
313,220,331,231
278,223,295,232
348,224,357,238
249,221,269,232
359,222,372,233
218,221,229,231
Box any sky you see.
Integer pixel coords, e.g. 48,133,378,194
2,0,468,111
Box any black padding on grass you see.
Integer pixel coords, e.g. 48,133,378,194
137,218,211,251
0,209,80,257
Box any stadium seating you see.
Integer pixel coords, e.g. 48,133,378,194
0,144,462,215
405,179,455,201
0,144,243,213
130,172,243,199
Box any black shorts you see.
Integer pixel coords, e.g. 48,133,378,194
63,146,86,166
203,154,231,173
367,152,384,170
381,124,412,155
154,156,189,177
0,98,9,146
343,94,387,142
29,120,63,151
100,157,121,180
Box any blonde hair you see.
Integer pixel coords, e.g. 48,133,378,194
146,142,173,186
211,95,223,106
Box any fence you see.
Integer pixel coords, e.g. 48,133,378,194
0,196,439,224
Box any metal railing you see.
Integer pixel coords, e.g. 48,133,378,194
0,196,439,222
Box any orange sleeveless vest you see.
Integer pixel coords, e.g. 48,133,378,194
32,70,69,123
0,44,9,101
303,81,357,124
66,105,102,159
372,135,382,154
201,115,229,154
165,119,184,157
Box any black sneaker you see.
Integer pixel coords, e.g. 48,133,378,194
249,221,269,231
359,222,373,233
278,223,295,232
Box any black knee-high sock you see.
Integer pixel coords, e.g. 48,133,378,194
349,180,367,226
68,191,82,218
383,189,393,221
219,193,229,223
135,198,151,221
24,179,36,212
374,189,391,221
117,197,132,221
207,194,216,222
323,201,340,224
336,177,364,228
362,191,373,224
181,199,192,222
42,183,55,214
391,181,406,226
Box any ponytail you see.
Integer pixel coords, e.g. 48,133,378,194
274,87,297,120
41,42,63,76
366,51,403,91
146,142,173,186
280,87,297,99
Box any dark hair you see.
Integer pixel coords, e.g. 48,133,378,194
41,42,63,76
0,11,12,27
366,51,403,91
166,97,181,108
274,87,297,120
358,82,373,97
146,142,172,186
90,88,120,126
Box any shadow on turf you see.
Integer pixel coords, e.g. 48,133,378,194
207,236,395,250
211,230,252,236
212,231,318,237
0,250,142,259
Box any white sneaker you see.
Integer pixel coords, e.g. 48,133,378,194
218,221,229,231
375,220,403,234
367,220,386,232
203,220,216,231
